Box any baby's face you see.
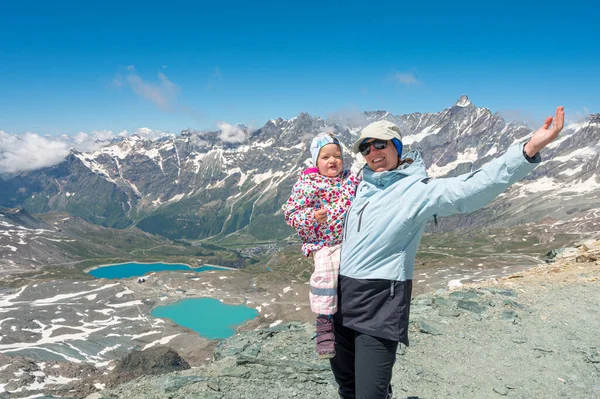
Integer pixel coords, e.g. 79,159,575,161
317,144,343,177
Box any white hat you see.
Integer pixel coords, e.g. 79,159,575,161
352,121,402,154
310,132,341,166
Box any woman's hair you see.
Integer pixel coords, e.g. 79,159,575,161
398,157,414,166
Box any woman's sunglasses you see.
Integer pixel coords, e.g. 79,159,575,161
358,139,388,156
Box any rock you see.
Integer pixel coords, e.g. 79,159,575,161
411,297,434,314
559,247,579,259
214,337,252,360
207,378,221,391
411,304,432,314
413,297,434,306
220,367,250,379
487,288,517,297
106,346,191,388
582,239,600,252
433,297,453,309
438,309,461,317
397,345,407,356
163,376,210,392
533,347,554,355
546,248,565,259
449,290,480,299
576,254,598,263
412,320,442,336
493,386,509,395
503,299,525,309
583,348,600,364
500,310,518,322
456,300,485,314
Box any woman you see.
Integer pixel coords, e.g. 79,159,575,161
330,107,565,399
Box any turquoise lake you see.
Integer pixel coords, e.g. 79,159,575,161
88,262,224,279
152,298,259,339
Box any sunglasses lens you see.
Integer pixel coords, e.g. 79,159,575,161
359,143,371,156
373,140,387,150
359,140,388,156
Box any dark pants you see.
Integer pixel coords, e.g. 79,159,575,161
329,322,398,399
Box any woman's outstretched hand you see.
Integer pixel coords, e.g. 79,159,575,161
524,106,565,157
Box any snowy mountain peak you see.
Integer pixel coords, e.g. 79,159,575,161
455,95,472,107
588,114,600,126
133,128,173,141
135,127,154,135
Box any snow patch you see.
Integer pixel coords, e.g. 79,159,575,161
428,147,478,177
142,334,180,350
402,125,441,145
269,320,283,328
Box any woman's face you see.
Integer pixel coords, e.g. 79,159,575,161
363,139,399,172
317,144,343,177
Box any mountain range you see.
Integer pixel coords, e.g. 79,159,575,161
1,96,599,246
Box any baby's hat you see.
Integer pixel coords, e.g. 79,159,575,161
310,132,341,166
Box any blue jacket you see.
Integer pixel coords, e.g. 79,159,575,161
335,143,540,343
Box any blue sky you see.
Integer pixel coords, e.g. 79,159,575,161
1,0,598,136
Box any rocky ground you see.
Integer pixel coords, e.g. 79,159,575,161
0,266,316,398
92,240,600,399
1,240,598,398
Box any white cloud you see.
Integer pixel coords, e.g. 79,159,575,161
114,66,203,123
134,127,172,141
217,122,246,143
118,66,180,111
328,107,370,128
0,129,136,173
565,107,590,125
394,72,421,86
126,70,180,111
70,130,122,152
0,131,71,173
189,134,209,148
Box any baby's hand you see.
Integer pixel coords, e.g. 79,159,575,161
314,209,327,223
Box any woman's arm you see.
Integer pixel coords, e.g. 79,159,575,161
416,106,564,221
